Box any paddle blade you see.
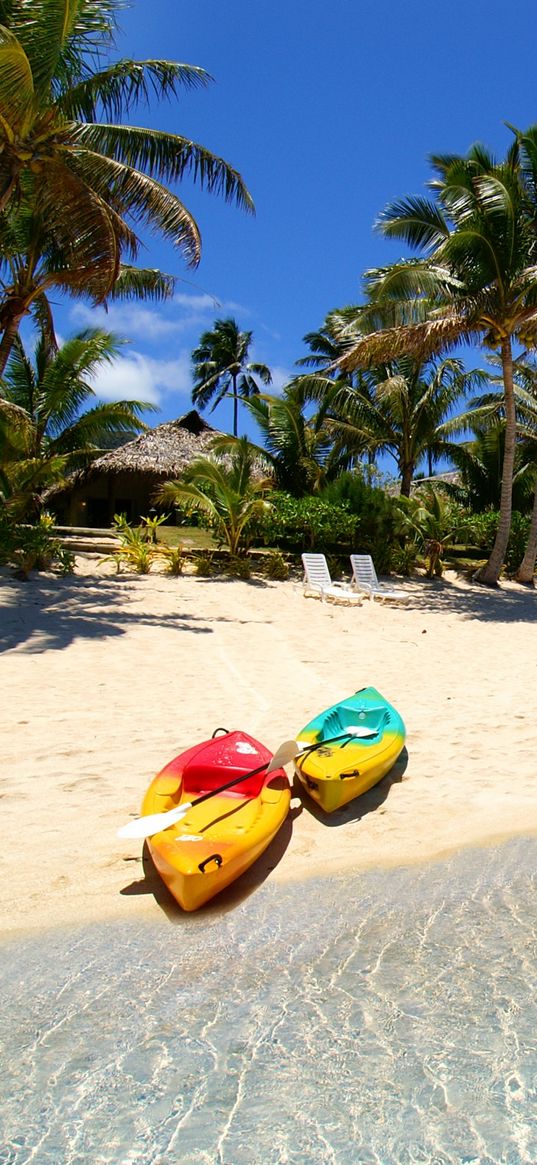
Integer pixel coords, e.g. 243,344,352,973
266,740,300,772
345,724,377,738
117,739,299,842
117,802,191,840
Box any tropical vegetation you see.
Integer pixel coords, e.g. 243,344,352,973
0,0,253,367
338,131,537,584
191,318,272,438
3,4,537,589
156,435,274,558
1,326,151,519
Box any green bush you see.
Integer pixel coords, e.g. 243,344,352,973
322,474,408,572
252,492,357,552
159,545,184,576
226,555,252,580
390,541,420,576
0,511,75,577
194,553,217,576
264,551,289,580
463,509,531,572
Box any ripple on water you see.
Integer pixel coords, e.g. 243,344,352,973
1,839,537,1165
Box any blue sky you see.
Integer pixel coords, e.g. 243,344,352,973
61,0,537,456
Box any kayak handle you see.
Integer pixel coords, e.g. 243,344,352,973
198,853,223,873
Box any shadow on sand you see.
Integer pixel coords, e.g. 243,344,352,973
293,747,409,828
120,802,302,923
393,571,537,624
0,571,268,653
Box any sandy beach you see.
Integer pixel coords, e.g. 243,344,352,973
2,556,537,940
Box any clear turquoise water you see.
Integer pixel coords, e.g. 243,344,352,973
1,838,537,1165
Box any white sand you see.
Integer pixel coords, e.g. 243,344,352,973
2,558,537,939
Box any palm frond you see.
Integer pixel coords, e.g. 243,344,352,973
67,145,202,266
59,59,211,121
376,195,449,252
107,264,176,302
73,122,254,212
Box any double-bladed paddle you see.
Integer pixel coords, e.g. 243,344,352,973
117,739,299,840
117,725,378,841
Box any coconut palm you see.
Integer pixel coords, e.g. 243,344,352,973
0,206,177,374
244,382,343,496
340,134,537,584
298,351,482,496
454,355,537,580
191,318,272,437
0,0,253,349
1,325,152,516
156,435,273,557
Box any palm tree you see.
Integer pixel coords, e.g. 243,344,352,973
295,308,386,482
0,206,177,375
244,381,343,496
0,0,253,349
156,435,273,557
298,351,481,496
340,135,537,584
454,355,537,580
191,318,272,437
1,325,152,516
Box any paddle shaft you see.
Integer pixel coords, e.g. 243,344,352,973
189,731,366,810
294,728,376,768
185,758,276,809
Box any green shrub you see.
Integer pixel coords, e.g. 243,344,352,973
0,511,75,578
194,553,217,576
158,545,184,576
264,551,289,580
463,509,530,572
105,515,160,573
252,492,357,552
322,474,407,571
390,541,420,576
505,512,531,573
226,555,252,579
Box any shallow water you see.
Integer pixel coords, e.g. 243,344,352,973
2,839,537,1165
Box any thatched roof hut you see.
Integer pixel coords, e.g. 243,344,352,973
50,410,221,527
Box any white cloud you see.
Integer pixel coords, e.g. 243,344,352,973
268,365,292,394
69,291,249,343
90,351,192,409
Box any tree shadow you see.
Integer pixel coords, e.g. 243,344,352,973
397,572,537,624
293,747,409,826
0,572,253,653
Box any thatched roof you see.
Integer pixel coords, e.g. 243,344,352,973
86,409,218,479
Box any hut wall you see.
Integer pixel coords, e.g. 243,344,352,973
56,473,167,527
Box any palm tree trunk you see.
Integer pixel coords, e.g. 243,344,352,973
0,312,23,376
474,337,517,585
232,373,238,437
0,176,17,217
515,473,537,584
400,462,414,497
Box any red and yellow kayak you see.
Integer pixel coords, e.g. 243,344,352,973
142,730,291,911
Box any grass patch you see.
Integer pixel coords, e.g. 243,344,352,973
157,525,217,551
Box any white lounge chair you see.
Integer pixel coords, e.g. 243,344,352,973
350,554,411,603
302,553,363,604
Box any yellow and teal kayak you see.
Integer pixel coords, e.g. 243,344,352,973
294,686,406,813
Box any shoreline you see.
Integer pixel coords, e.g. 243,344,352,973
3,558,537,940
